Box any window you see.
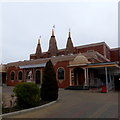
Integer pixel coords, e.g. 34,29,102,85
18,71,22,80
26,70,32,79
26,71,29,79
11,72,15,80
58,68,65,80
36,70,41,84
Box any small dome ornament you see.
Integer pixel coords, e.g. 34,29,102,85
69,53,91,66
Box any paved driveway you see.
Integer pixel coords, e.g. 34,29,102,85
0,86,2,115
4,89,119,118
2,86,14,108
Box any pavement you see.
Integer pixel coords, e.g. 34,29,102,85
2,86,15,108
3,89,119,118
0,86,2,115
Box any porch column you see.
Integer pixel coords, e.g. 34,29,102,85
70,68,72,86
105,67,108,92
70,68,74,86
84,68,87,86
109,73,112,90
112,75,115,88
86,68,89,86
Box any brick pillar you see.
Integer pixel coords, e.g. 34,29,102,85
70,68,74,86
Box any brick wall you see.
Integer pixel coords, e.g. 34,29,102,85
6,67,24,86
30,43,111,61
110,49,119,62
54,61,70,88
104,44,111,60
7,61,70,88
76,45,105,56
30,55,36,60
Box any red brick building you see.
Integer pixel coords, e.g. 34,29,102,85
3,29,120,91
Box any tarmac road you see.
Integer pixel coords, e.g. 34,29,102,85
3,89,119,118
0,86,2,116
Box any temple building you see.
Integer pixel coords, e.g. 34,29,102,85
2,28,120,91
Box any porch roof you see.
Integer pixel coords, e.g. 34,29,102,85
68,62,120,68
87,62,120,68
19,63,46,69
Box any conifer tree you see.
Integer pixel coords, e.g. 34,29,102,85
41,60,58,101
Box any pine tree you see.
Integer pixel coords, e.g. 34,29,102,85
41,60,58,101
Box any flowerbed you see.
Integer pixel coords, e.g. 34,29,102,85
2,100,50,114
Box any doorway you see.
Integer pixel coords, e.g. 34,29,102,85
114,75,120,91
74,68,85,86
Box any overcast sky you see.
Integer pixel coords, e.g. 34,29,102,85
1,0,118,64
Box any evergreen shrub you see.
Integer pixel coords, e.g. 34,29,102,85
13,82,40,108
41,60,58,101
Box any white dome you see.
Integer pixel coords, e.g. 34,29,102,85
70,53,90,65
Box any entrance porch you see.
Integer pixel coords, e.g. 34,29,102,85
67,54,120,91
68,65,119,91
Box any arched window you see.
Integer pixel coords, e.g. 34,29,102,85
18,71,22,80
11,72,15,80
36,70,41,84
26,71,29,79
26,70,32,80
58,68,65,80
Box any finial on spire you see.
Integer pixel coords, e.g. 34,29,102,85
38,36,41,44
68,28,71,38
52,25,55,36
52,29,54,36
